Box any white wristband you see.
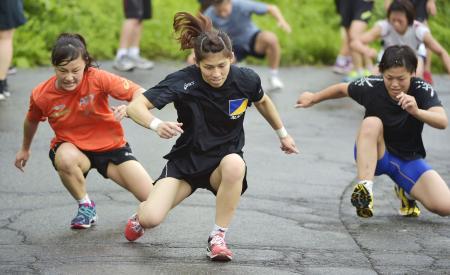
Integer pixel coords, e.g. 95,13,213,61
149,117,162,131
276,127,288,138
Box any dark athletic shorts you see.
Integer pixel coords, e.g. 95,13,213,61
123,0,152,20
0,0,26,30
155,160,248,196
411,0,428,22
338,0,374,28
49,143,137,179
233,31,265,62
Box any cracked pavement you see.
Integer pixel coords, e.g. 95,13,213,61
1,62,449,274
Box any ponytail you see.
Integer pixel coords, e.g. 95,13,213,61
173,12,232,62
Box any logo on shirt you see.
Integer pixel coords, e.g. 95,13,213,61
184,81,195,90
228,98,248,120
79,94,95,106
49,104,70,118
416,80,434,97
122,78,130,90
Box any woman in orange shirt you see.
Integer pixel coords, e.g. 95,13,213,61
14,33,153,229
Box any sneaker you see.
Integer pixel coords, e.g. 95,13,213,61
113,55,136,72
342,70,362,82
7,66,17,75
333,59,353,75
394,185,420,217
0,80,6,101
268,76,284,91
70,201,97,229
129,55,154,70
206,232,233,261
423,71,433,85
124,213,144,242
3,79,10,97
350,183,374,218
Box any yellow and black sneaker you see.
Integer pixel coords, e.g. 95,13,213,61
351,183,374,218
394,185,420,217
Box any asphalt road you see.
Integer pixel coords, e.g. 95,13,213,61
1,61,449,274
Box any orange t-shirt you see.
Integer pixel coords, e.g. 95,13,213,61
27,67,141,152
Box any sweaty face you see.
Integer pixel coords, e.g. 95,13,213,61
198,52,232,88
54,56,86,92
389,11,409,34
214,1,232,18
383,66,413,100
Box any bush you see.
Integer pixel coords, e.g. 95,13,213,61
14,0,450,72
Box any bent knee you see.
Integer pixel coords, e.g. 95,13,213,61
220,154,246,181
137,212,164,229
427,202,450,217
360,117,383,136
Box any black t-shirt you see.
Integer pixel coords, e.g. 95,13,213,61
143,65,264,175
348,75,442,160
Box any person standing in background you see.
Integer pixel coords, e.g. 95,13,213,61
114,0,154,72
0,0,26,101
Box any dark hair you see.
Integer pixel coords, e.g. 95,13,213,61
211,0,229,5
51,33,96,70
387,0,415,26
378,45,417,73
173,12,233,62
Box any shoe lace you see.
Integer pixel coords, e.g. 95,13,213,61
210,234,226,247
130,216,143,232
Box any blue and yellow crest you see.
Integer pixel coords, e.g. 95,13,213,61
228,98,248,119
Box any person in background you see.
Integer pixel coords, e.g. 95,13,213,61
114,0,154,72
0,0,26,101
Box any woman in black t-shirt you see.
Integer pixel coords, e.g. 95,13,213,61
296,45,449,219
123,12,298,261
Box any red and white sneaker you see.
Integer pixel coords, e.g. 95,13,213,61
206,232,233,261
124,214,144,242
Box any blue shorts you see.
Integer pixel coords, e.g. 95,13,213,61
354,146,432,193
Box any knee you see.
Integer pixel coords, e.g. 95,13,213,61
427,201,450,217
220,154,246,183
55,151,81,173
265,32,279,47
137,205,165,229
359,117,383,138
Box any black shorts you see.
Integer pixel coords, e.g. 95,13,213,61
411,0,428,22
0,0,26,30
155,160,248,196
123,0,152,20
233,31,265,62
49,143,137,179
338,0,374,28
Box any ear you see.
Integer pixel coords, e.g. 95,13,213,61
231,52,237,64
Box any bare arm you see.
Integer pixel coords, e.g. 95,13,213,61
296,83,349,108
423,32,450,75
112,87,146,120
254,94,298,154
126,94,183,139
397,92,448,129
267,4,291,33
415,107,448,129
15,118,40,172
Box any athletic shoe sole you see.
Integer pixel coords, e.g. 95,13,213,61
207,248,232,261
351,184,373,218
71,215,98,229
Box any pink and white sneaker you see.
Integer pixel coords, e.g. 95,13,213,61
124,214,144,242
206,232,233,261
